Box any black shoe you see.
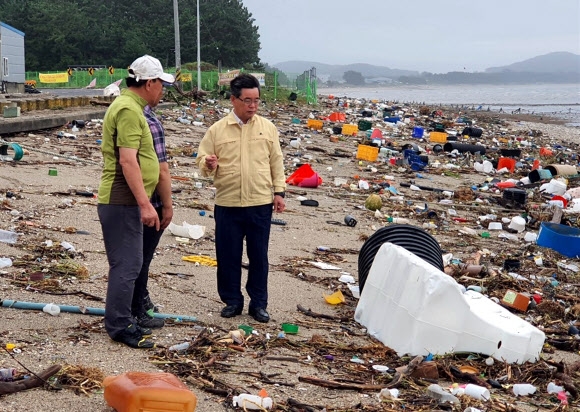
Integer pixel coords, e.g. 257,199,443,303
143,294,159,314
221,305,243,318
136,312,165,329
112,324,155,349
248,307,270,323
137,324,152,337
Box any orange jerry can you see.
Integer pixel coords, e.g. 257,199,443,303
103,372,197,412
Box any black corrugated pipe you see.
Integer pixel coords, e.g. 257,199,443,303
444,142,486,155
357,224,444,292
461,126,483,138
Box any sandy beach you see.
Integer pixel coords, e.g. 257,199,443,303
0,93,579,411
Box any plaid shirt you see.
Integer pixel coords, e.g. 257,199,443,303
144,105,167,208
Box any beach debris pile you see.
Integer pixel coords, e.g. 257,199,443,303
0,92,578,410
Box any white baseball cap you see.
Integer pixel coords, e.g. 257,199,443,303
128,55,175,83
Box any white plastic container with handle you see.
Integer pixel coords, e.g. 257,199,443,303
232,394,273,410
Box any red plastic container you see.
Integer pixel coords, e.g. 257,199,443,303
285,164,323,187
497,157,516,172
103,372,197,412
328,112,346,122
495,181,516,189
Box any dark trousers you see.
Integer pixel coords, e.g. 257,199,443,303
97,204,143,338
215,204,272,309
132,206,165,315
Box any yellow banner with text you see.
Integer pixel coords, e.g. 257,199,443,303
39,73,69,83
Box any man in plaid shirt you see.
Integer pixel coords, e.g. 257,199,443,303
132,104,174,329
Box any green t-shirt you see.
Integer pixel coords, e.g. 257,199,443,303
98,89,159,205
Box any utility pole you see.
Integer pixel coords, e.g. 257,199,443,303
173,0,181,85
196,0,201,91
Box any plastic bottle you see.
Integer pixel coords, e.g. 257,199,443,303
60,241,76,252
232,394,273,410
168,342,190,351
464,384,491,401
42,303,61,316
0,368,16,381
547,382,564,394
512,383,536,396
0,229,18,244
426,384,460,405
387,217,410,224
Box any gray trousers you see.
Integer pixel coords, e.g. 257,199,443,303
97,204,143,338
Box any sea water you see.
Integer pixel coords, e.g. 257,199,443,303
321,83,580,126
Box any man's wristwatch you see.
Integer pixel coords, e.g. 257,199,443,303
274,192,285,198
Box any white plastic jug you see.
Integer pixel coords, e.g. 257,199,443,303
232,394,273,410
355,243,545,364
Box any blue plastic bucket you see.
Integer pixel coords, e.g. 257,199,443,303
412,126,424,138
403,149,415,159
537,222,580,258
384,116,400,124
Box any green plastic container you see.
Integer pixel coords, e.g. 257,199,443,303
281,323,299,334
358,120,372,131
238,324,254,336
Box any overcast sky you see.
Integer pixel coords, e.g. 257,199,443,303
241,0,580,73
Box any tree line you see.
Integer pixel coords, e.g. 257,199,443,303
1,0,261,71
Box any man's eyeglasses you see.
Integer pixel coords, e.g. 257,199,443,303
237,97,261,106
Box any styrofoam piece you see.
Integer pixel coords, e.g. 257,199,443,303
540,179,567,195
354,243,545,364
168,222,205,239
488,222,502,230
508,216,526,232
524,232,538,242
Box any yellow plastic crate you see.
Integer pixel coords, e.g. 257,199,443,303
307,119,323,130
342,124,358,136
356,144,379,162
429,131,448,143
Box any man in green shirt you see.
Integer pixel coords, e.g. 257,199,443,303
98,55,174,348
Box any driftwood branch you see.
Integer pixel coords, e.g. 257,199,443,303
265,356,300,363
287,397,324,411
26,286,104,302
449,365,490,388
297,304,349,322
298,376,384,391
0,364,61,395
386,355,423,388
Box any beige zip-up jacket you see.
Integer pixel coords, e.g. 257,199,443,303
196,112,286,207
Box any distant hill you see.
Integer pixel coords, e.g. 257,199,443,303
485,51,580,73
272,60,419,81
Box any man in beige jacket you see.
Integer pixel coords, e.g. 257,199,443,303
197,73,285,323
